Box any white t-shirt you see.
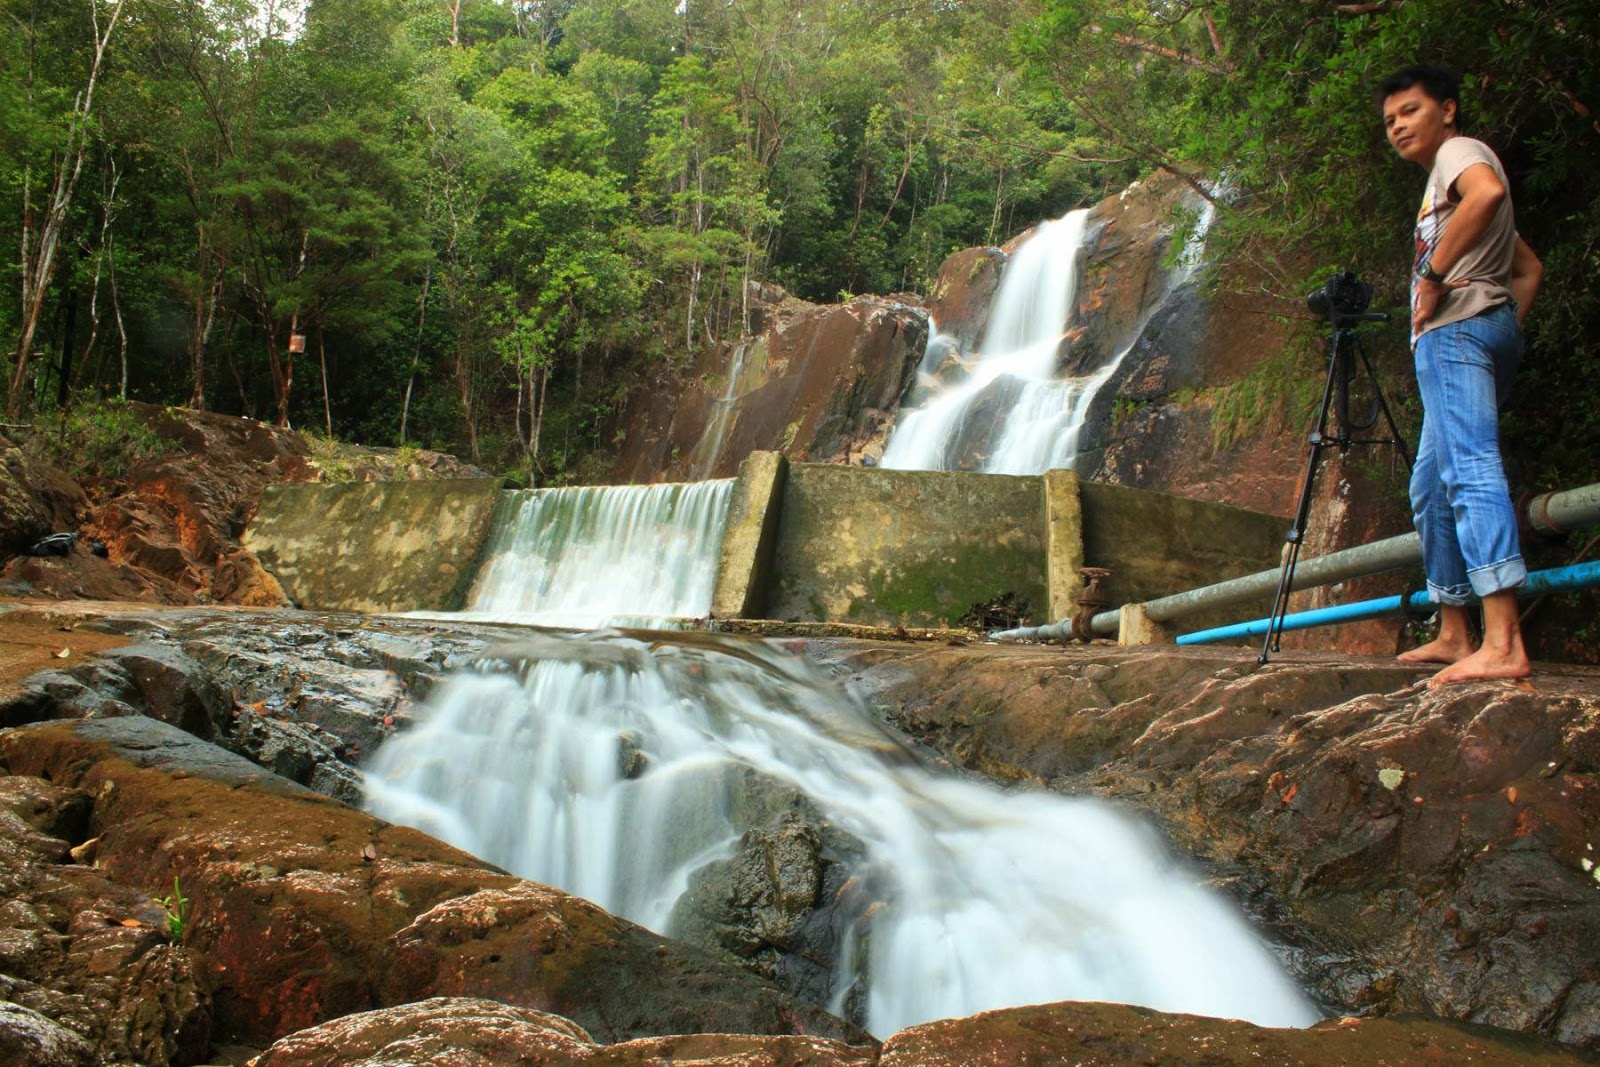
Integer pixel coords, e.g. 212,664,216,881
1411,136,1518,341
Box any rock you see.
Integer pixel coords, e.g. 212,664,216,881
252,996,877,1067
0,773,211,1067
0,1002,97,1067
879,1000,1598,1066
0,435,85,561
613,296,929,482
829,638,1600,1049
670,816,832,988
0,716,871,1050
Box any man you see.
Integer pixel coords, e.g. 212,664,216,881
1379,66,1542,687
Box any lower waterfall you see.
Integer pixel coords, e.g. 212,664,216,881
451,479,734,628
362,630,1317,1037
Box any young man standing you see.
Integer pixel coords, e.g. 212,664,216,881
1378,65,1542,687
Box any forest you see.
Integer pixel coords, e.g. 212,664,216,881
2,0,1596,488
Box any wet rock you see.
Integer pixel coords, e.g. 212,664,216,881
0,716,871,1050
830,638,1600,1050
252,996,877,1067
924,246,1007,353
0,772,211,1067
879,1000,1599,1066
0,1002,97,1067
671,817,825,969
613,296,928,481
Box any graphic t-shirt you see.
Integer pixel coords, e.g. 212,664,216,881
1411,136,1517,344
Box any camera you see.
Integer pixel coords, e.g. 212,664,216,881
1306,270,1373,321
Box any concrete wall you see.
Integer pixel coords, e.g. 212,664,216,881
763,465,1050,629
241,463,1285,634
244,480,501,613
1079,480,1286,631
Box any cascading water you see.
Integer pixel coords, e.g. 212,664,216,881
689,340,752,480
363,630,1318,1037
453,479,734,628
881,197,1214,475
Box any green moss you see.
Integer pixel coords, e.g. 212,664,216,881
862,546,1044,626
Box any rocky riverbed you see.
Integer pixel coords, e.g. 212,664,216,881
2,601,1599,1066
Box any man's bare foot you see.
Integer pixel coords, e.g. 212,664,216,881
1426,645,1532,688
1398,636,1474,665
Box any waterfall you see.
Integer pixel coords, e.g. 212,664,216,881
880,210,1092,473
455,480,734,628
364,630,1318,1037
881,196,1214,475
689,340,752,480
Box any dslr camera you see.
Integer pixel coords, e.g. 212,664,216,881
1306,270,1373,322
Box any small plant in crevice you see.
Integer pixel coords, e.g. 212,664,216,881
154,876,188,942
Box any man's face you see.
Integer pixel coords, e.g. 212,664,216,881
1382,84,1458,166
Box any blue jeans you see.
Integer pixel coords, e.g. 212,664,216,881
1410,303,1525,605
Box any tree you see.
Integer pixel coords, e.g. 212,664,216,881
5,0,126,420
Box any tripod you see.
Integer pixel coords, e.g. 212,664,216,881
1259,306,1412,665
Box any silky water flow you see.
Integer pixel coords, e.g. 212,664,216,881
364,630,1317,1037
880,197,1213,475
446,478,735,629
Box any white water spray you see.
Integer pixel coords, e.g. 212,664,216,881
449,480,734,628
882,196,1215,475
364,631,1317,1036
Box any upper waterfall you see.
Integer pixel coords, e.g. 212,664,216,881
453,479,735,628
881,194,1214,475
880,210,1093,473
363,630,1318,1038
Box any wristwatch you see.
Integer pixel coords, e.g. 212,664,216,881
1419,259,1447,283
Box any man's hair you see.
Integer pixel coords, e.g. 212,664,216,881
1378,66,1467,130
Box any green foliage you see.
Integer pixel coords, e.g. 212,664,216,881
153,875,188,942
2,0,1593,491
27,400,179,481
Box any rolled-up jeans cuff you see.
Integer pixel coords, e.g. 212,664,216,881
1469,556,1527,598
1428,580,1474,607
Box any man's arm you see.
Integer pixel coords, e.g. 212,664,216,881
1510,234,1542,325
1413,160,1505,332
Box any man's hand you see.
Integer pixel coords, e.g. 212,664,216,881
1412,276,1469,333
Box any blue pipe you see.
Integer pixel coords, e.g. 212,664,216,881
1176,559,1600,646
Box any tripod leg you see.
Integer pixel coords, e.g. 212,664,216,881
1260,332,1344,665
1357,345,1414,470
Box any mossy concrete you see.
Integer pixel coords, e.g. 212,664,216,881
244,480,501,612
712,451,788,619
763,465,1048,629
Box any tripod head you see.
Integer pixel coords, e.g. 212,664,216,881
1307,270,1382,330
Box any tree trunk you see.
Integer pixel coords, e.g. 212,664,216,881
399,262,431,444
318,325,332,437
7,0,126,420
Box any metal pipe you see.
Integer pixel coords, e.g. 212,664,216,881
990,481,1600,643
1175,559,1600,646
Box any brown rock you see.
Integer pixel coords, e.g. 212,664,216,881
0,716,870,1050
880,1000,1597,1067
830,639,1600,1049
613,296,928,482
253,996,877,1067
0,774,210,1066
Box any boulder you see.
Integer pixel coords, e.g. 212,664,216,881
0,716,871,1050
252,996,876,1067
879,1000,1597,1067
0,774,210,1067
613,296,928,482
